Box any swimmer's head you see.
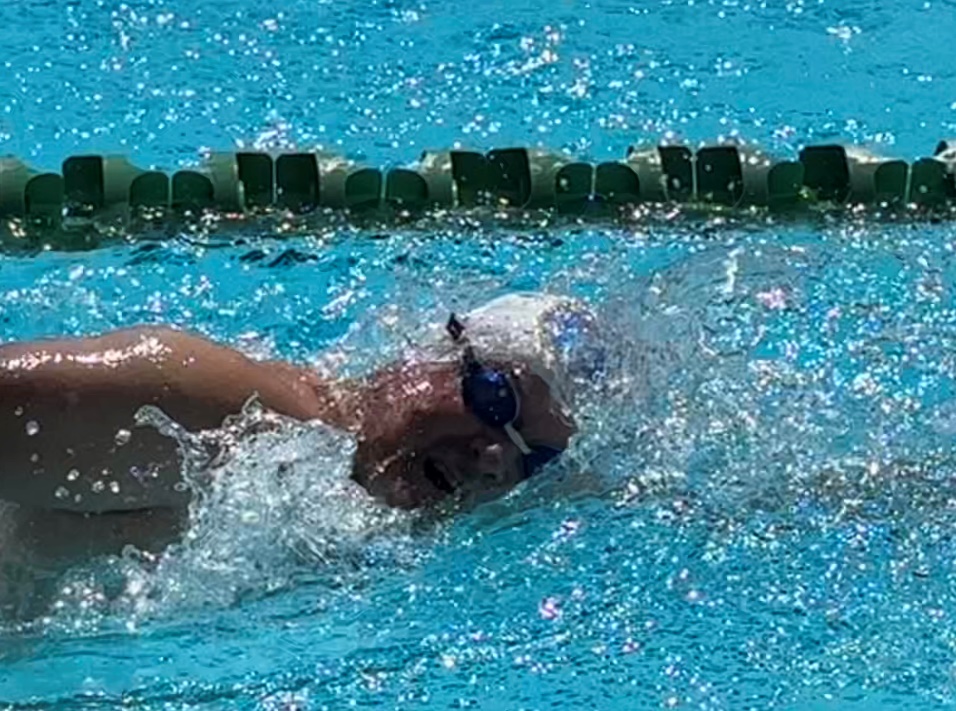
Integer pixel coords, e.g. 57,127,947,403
351,292,606,509
352,357,575,508
446,292,608,406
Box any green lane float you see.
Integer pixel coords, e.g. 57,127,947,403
0,157,63,226
696,145,804,209
3,139,956,250
314,154,382,212
624,145,693,202
385,166,429,211
417,150,488,208
275,153,319,212
63,156,157,218
799,145,908,206
932,139,956,201
594,161,640,206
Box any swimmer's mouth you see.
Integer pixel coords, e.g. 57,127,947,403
423,457,456,495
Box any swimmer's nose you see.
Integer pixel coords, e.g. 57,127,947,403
473,442,507,483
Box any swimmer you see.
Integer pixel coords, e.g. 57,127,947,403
0,293,606,519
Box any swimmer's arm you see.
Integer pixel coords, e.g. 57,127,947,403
0,326,356,513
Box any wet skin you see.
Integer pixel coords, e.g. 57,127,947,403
352,360,575,508
0,327,575,517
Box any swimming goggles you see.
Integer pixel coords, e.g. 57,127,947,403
446,314,562,478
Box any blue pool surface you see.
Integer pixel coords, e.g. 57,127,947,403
3,1,956,709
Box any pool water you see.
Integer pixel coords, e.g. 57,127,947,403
3,0,956,709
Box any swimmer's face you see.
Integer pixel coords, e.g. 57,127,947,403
366,420,528,508
352,360,575,509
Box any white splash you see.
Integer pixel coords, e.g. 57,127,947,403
30,398,420,626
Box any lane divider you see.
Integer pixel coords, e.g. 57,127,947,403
2,141,955,248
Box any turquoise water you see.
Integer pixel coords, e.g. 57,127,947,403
2,0,955,168
3,1,956,709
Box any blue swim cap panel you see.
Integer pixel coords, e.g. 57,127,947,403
546,309,608,383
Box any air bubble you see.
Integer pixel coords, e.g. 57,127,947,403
66,468,80,481
54,486,69,500
25,420,40,436
109,481,121,494
92,480,105,493
115,428,132,446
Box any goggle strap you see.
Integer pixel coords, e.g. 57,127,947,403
448,310,530,452
446,313,466,342
504,422,532,455
460,344,481,374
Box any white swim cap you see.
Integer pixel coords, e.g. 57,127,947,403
445,292,607,407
